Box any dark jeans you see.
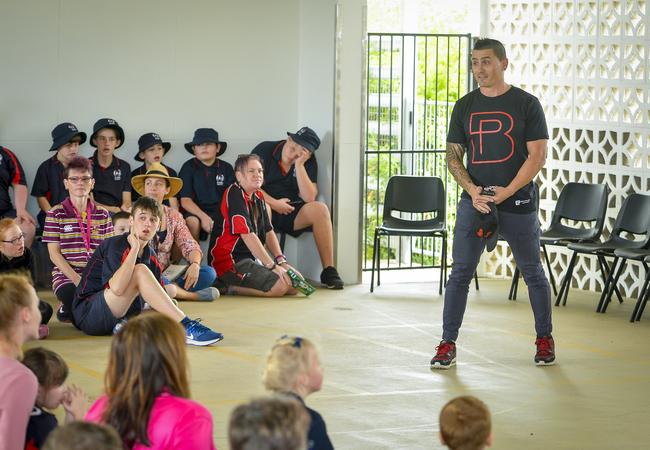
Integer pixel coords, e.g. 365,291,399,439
442,197,552,341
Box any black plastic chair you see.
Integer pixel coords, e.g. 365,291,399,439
556,193,650,307
632,255,650,322
370,176,447,294
597,247,650,319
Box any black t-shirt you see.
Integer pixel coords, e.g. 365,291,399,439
74,233,163,301
90,152,132,207
0,146,27,214
209,183,273,276
0,247,33,273
447,86,548,213
131,163,179,206
251,140,318,201
31,155,68,209
25,406,58,449
178,158,235,215
285,392,334,450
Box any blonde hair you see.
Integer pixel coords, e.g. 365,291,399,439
439,395,491,450
0,273,34,340
263,336,315,392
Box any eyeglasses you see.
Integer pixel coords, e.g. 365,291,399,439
1,233,25,245
66,176,93,183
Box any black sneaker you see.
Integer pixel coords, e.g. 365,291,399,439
56,303,73,323
430,340,456,369
320,266,344,289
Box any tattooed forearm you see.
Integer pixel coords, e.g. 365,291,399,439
446,142,474,192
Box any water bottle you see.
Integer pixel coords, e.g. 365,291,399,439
286,268,316,296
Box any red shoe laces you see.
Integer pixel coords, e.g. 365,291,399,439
536,337,553,355
436,342,454,356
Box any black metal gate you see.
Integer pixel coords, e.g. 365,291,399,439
363,33,472,271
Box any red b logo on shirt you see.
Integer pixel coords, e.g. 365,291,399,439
469,111,514,164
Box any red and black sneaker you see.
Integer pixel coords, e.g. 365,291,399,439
430,340,456,369
534,335,556,366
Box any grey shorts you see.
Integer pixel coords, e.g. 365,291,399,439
220,259,279,293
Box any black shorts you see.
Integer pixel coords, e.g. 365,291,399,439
271,202,307,237
220,259,279,293
0,209,16,219
72,290,144,336
183,208,218,241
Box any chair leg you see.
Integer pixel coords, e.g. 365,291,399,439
597,255,624,304
508,268,519,301
474,272,479,290
542,244,557,296
634,282,650,322
561,251,580,306
370,230,378,293
438,236,446,296
555,251,577,307
600,258,627,314
597,257,618,313
631,263,650,322
377,235,382,287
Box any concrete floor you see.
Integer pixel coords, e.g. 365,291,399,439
30,276,650,449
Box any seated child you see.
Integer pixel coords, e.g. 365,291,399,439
0,218,52,338
111,211,130,235
22,347,88,449
229,395,311,450
179,128,234,241
439,395,492,450
263,336,333,450
42,156,113,323
43,422,122,450
131,132,180,209
0,144,36,246
89,118,132,214
71,196,223,345
32,122,86,230
131,163,218,302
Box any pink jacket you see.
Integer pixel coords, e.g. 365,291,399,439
156,206,201,270
85,392,216,450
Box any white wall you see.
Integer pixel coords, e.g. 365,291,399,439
0,0,365,283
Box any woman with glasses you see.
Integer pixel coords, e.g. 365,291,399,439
42,156,114,323
0,218,52,338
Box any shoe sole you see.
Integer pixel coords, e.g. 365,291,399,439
186,335,224,346
535,359,556,366
321,283,344,290
430,358,456,370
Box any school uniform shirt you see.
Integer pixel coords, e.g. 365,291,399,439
209,183,273,277
285,392,334,450
178,157,235,216
447,86,549,213
42,198,114,293
0,146,28,216
31,155,68,212
85,391,216,450
0,246,33,274
131,163,179,206
0,356,38,450
25,406,58,450
74,233,164,302
90,151,132,207
251,140,318,201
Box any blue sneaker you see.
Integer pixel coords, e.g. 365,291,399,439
183,318,224,346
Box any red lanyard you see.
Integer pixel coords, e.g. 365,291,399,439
73,202,93,256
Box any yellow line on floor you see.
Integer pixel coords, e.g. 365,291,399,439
65,360,104,379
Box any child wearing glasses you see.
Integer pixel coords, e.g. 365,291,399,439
263,335,333,450
42,156,114,323
0,218,52,338
31,122,87,230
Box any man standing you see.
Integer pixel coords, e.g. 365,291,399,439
430,38,554,369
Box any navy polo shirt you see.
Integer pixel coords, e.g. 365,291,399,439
74,233,163,302
131,163,179,206
285,392,334,450
90,151,132,207
251,140,318,201
0,146,27,215
25,406,58,450
178,157,235,215
31,155,67,208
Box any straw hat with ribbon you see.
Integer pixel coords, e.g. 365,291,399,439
131,162,183,200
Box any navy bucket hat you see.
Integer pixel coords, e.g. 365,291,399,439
287,126,321,152
49,122,87,151
135,133,171,161
184,128,227,156
90,118,125,149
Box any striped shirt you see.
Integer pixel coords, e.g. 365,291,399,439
42,198,113,292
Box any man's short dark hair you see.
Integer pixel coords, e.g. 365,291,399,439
474,38,507,61
111,211,130,224
131,196,163,222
